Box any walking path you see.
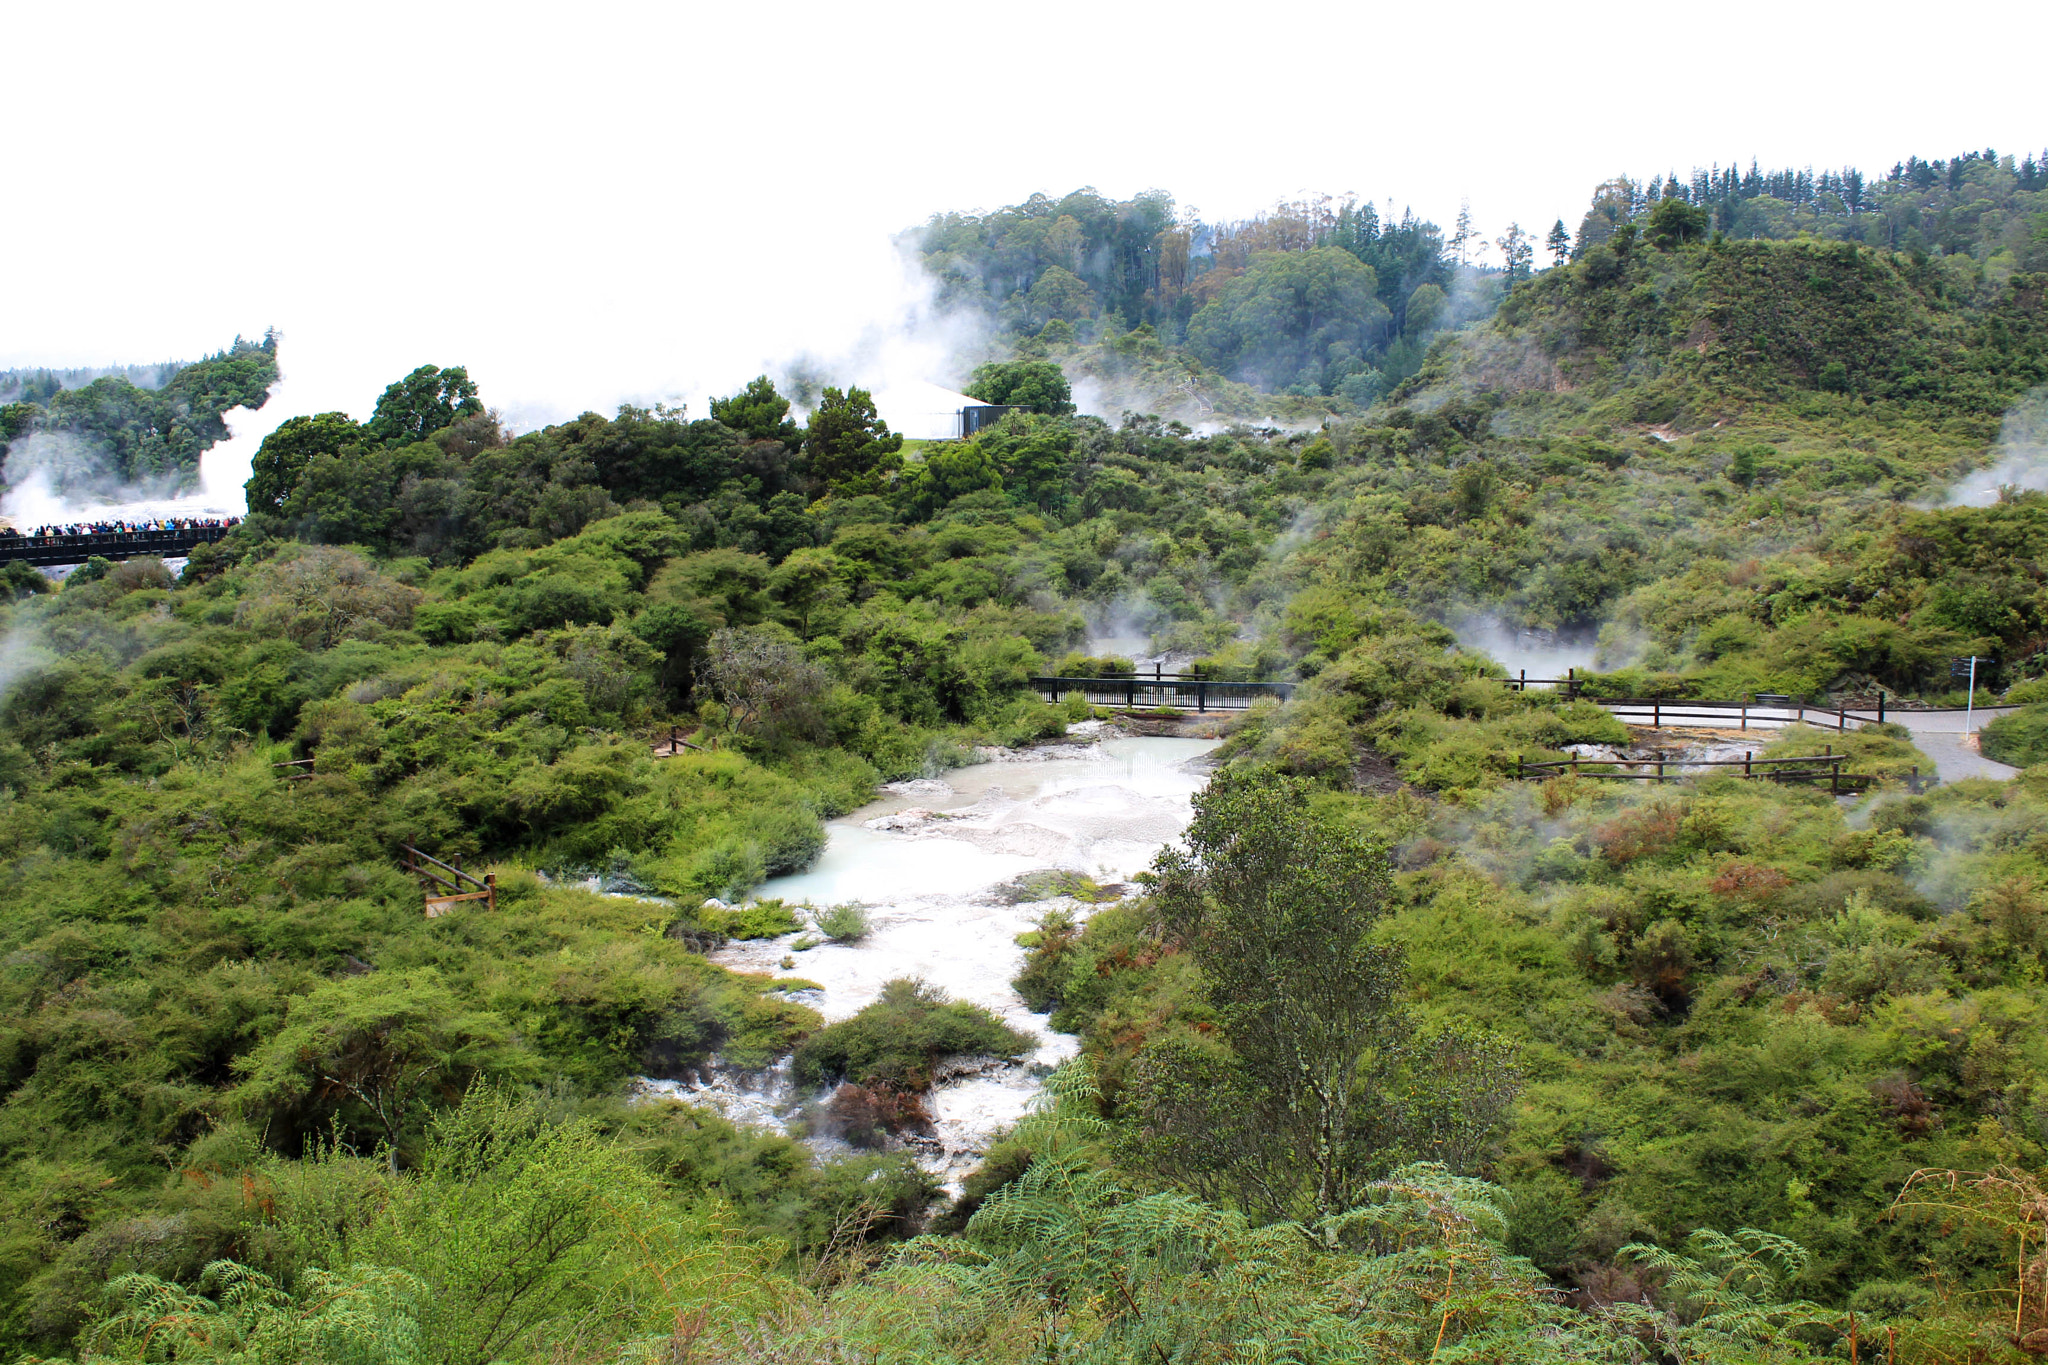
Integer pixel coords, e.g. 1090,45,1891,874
1582,700,2023,785
1854,708,2021,784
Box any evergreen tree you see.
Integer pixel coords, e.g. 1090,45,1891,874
801,386,903,493
1545,219,1571,267
1449,200,1474,266
1495,223,1534,283
709,376,800,445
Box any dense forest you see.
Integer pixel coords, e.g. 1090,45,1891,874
921,147,2048,421
2,147,2048,1362
0,337,279,494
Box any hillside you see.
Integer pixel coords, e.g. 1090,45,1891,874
1,210,2047,1359
0,335,278,499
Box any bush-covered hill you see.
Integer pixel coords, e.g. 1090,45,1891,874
0,335,278,495
5,193,2048,1360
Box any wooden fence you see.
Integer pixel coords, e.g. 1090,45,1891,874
401,842,496,918
1027,673,1293,713
1501,672,1901,732
1515,747,1912,795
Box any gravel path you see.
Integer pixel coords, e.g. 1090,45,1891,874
1830,706,2018,784
1582,700,2024,785
1871,709,2022,784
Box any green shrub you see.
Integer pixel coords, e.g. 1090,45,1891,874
812,901,872,942
1761,721,1932,783
1013,908,1079,1012
1981,704,2048,768
700,899,801,940
792,979,1032,1090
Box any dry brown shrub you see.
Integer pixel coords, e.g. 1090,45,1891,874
822,1083,930,1149
1709,860,1794,900
1870,1073,1942,1136
1594,803,1683,866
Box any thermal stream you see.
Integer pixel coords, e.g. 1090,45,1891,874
635,732,1218,1187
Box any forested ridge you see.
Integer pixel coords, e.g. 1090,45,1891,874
0,337,278,494
2,152,2048,1362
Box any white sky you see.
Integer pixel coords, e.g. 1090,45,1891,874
3,0,2043,451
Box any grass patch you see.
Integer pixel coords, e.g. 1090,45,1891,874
995,870,1120,904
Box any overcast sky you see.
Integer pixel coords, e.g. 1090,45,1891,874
4,0,2042,442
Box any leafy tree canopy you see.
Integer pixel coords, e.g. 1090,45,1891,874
364,364,483,447
965,360,1075,415
709,375,801,445
801,385,902,494
245,410,363,512
1187,246,1391,391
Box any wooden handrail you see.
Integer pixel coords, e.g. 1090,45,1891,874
401,842,496,917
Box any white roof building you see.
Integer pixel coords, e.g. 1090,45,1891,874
870,380,984,441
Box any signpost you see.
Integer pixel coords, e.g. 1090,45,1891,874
1951,656,1993,736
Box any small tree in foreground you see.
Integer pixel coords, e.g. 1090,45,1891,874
1130,767,1520,1223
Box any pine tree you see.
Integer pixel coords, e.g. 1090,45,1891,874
1449,201,1474,266
1495,223,1534,283
1546,219,1571,267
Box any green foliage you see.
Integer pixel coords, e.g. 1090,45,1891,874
2,335,277,489
965,361,1075,415
803,386,904,495
1188,246,1391,391
1,561,50,601
792,979,1032,1091
62,1260,426,1365
696,899,803,940
1982,703,2048,766
811,901,872,942
245,411,363,513
231,970,533,1166
1619,1228,1828,1360
1133,767,1519,1221
708,375,801,445
802,1066,1645,1362
363,365,482,448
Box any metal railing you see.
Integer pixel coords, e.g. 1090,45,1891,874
0,525,233,566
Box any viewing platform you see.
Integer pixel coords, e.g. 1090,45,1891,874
0,525,233,567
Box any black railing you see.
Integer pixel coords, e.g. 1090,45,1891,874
1028,674,1294,713
0,525,233,566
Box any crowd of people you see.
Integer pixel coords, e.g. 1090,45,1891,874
0,515,240,539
